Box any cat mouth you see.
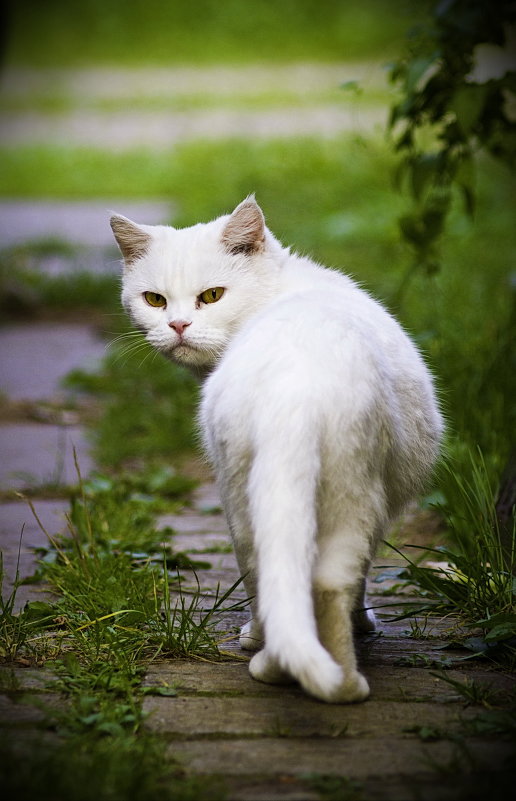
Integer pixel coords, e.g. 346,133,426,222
169,340,199,356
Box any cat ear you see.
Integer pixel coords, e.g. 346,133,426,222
110,214,152,266
221,196,266,255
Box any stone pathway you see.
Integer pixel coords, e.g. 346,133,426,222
0,200,173,250
140,492,516,800
0,321,104,607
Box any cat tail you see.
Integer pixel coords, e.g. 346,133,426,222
246,422,343,702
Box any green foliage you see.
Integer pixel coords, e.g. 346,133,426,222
6,0,424,65
303,774,364,801
0,260,119,320
0,732,225,801
65,335,199,467
386,449,516,663
389,0,516,272
0,471,238,799
0,555,57,661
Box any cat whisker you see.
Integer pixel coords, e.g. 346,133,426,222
110,340,151,366
136,346,159,369
106,331,144,349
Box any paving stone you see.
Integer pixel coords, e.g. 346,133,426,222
144,693,477,739
0,423,93,491
0,666,57,692
0,693,52,725
192,482,224,511
166,737,514,780
0,322,106,401
0,199,173,250
143,660,514,702
159,512,229,536
224,778,320,801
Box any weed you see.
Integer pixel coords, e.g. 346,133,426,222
0,732,226,801
0,476,238,799
303,773,364,801
382,448,516,664
430,672,507,709
65,336,199,468
405,616,431,639
405,724,445,742
0,545,61,663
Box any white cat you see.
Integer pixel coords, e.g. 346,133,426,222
111,197,443,704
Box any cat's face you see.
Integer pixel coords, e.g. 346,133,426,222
112,198,281,371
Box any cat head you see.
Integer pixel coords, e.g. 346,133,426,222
111,197,284,371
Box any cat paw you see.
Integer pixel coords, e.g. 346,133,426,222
352,607,377,634
321,670,370,704
249,649,293,685
239,619,264,651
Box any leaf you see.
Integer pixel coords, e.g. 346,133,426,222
373,568,407,584
484,623,516,642
410,153,440,200
463,636,489,653
141,685,177,697
97,721,125,737
404,56,436,94
22,601,57,622
340,80,361,95
454,153,476,216
450,84,488,134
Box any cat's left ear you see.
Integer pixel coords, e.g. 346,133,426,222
110,214,152,267
221,196,266,255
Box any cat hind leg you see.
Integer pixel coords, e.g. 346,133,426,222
352,576,377,634
239,618,264,651
248,649,293,684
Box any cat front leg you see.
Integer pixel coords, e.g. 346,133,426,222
226,522,263,651
239,618,264,651
219,478,264,651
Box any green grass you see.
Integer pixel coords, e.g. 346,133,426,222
0,469,242,799
65,341,199,467
383,448,516,665
6,0,428,66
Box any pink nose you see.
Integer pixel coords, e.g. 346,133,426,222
168,320,191,336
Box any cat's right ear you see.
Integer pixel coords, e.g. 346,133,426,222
110,214,152,267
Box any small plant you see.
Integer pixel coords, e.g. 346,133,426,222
405,615,431,639
65,336,199,468
430,672,506,708
303,773,364,801
0,463,239,800
0,545,60,663
384,447,516,664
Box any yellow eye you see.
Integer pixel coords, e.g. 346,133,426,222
199,287,225,304
144,291,166,308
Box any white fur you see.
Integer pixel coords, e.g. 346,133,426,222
115,199,443,703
